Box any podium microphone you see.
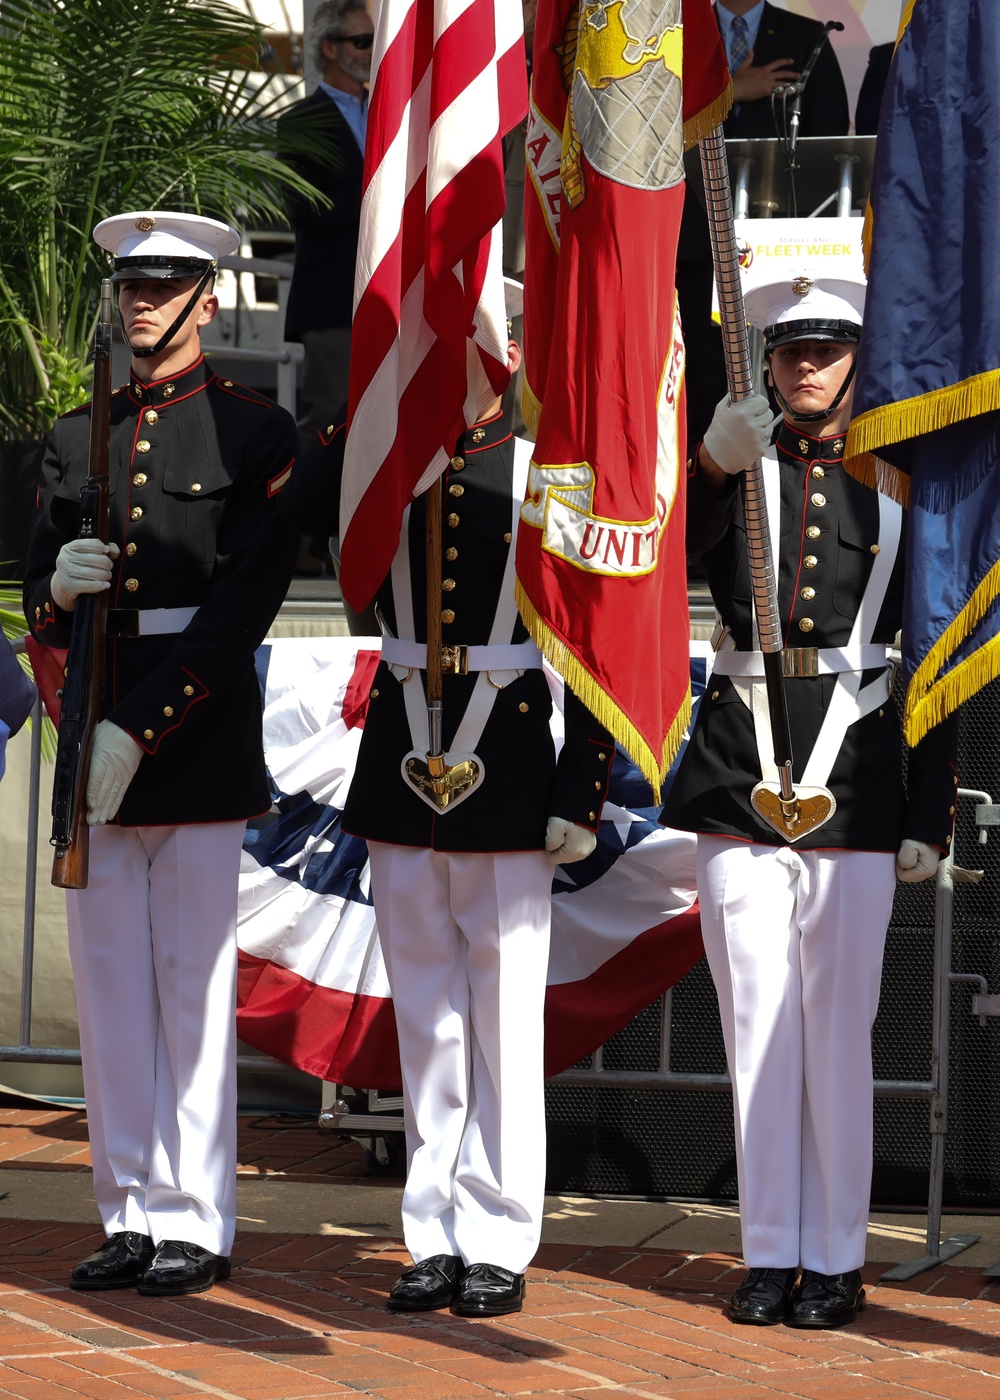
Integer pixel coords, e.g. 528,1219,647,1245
787,20,845,153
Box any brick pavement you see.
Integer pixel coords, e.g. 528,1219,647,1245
0,1108,999,1398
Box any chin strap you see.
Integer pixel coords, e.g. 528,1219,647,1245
768,353,857,425
120,266,215,359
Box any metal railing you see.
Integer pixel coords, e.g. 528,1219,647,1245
7,636,1000,1276
203,253,302,418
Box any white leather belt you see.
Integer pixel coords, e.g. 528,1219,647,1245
380,637,542,673
107,606,198,637
712,644,889,679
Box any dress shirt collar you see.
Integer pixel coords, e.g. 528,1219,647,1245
715,1,766,66
319,81,367,152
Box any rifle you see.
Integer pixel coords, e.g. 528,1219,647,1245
50,278,114,889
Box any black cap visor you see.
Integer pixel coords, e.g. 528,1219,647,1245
764,318,862,352
112,254,216,283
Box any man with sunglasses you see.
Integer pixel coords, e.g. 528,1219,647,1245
278,0,373,442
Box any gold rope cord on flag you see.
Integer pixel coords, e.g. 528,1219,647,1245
844,368,1000,504
904,555,1000,747
521,374,543,441
515,579,691,801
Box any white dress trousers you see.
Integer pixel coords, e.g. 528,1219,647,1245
66,821,246,1256
367,841,552,1274
697,834,897,1275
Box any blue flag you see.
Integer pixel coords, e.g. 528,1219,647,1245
844,0,1000,747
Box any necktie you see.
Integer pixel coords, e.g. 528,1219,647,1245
729,14,750,73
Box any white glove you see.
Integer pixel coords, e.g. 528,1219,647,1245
895,839,939,883
86,721,144,825
50,539,120,612
545,816,597,865
701,394,782,476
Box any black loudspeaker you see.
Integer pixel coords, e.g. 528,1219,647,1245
545,678,1000,1207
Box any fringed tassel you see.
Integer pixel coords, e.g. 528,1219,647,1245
843,450,911,508
684,84,733,150
846,369,1000,459
521,378,542,442
515,580,691,801
903,553,1000,746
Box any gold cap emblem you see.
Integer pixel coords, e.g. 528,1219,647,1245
792,275,813,296
134,216,156,233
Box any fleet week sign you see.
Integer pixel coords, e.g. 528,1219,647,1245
731,216,865,307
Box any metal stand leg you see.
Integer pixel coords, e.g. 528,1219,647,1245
882,835,980,1279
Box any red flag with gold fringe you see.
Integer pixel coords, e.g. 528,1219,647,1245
518,0,730,795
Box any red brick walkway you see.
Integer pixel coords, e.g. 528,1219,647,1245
0,1109,999,1398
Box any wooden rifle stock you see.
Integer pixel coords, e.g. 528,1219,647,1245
51,280,114,890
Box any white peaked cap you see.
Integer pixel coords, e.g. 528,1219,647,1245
93,210,240,266
744,268,867,339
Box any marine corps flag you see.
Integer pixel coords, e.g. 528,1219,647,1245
844,0,1000,747
517,0,730,794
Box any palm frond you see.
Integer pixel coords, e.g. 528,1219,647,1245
0,0,327,439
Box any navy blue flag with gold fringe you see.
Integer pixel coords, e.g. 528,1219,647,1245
844,0,1000,748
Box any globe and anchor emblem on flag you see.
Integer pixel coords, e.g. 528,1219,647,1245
564,0,684,205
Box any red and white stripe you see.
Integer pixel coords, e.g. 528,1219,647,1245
338,0,528,612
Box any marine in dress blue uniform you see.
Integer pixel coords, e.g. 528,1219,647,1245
662,267,957,1329
281,330,614,1317
23,212,299,1296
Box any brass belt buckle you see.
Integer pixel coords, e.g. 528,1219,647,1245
782,647,818,678
440,644,468,676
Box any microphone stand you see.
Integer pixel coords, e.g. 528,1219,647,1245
774,20,844,212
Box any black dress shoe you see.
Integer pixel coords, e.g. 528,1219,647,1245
789,1268,866,1329
727,1267,797,1325
452,1262,525,1317
387,1254,463,1312
71,1231,155,1290
137,1240,231,1296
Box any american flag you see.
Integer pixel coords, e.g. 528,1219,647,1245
337,0,528,613
235,636,709,1089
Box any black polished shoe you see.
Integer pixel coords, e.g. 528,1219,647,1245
789,1268,866,1329
452,1262,525,1317
727,1267,797,1325
137,1240,231,1296
71,1231,155,1290
387,1254,463,1312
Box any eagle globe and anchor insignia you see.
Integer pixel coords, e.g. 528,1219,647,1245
562,0,684,207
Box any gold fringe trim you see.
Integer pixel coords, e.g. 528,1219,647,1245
842,451,911,508
904,552,1000,746
515,579,691,801
845,368,1000,461
897,0,917,44
521,376,542,441
684,82,733,150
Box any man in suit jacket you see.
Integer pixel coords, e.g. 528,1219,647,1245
277,0,371,438
716,0,849,140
